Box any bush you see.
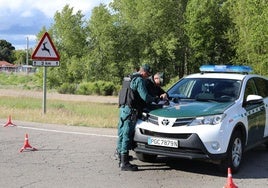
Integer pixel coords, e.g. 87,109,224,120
97,81,115,96
76,81,116,96
57,83,77,94
76,82,94,95
113,84,121,96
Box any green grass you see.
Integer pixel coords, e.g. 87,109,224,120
0,72,120,128
0,72,40,90
0,96,119,128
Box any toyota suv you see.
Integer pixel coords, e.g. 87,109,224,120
134,65,268,173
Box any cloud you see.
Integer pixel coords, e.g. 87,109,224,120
0,0,112,49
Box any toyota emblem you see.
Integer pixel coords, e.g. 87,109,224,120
161,119,169,126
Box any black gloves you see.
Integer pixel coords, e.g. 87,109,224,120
154,96,161,104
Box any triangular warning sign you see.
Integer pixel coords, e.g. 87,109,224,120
32,32,60,61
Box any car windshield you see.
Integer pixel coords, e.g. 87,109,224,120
168,78,241,102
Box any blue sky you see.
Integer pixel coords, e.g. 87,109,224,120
0,0,112,50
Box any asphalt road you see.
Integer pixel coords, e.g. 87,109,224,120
1,119,268,188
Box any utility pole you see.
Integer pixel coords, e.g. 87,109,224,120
26,36,29,65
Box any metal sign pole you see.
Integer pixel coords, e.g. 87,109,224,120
31,32,60,114
43,66,47,114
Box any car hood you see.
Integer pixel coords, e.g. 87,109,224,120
149,101,234,118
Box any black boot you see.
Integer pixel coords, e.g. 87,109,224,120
114,149,133,161
114,149,134,168
120,153,138,171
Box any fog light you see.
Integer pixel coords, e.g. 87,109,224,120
211,142,220,150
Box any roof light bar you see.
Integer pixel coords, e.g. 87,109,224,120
200,65,253,74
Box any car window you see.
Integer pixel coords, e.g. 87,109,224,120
168,78,197,98
168,78,241,102
253,77,268,98
244,78,258,100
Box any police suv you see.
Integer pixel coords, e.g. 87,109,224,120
134,65,268,173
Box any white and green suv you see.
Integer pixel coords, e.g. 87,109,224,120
134,65,268,173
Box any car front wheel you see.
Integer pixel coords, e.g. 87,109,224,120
219,130,243,173
265,142,268,149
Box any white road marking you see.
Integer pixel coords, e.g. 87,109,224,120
17,125,118,138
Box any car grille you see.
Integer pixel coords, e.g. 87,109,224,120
148,114,194,127
148,115,158,125
139,129,191,139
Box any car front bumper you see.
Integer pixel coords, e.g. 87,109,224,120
134,127,227,160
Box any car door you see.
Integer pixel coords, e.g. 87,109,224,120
243,77,266,146
253,77,268,137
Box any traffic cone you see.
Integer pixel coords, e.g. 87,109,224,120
223,168,238,188
19,134,37,152
3,115,16,127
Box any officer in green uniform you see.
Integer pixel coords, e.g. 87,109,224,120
117,64,156,171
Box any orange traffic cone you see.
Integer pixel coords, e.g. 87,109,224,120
223,168,238,188
19,134,37,152
3,115,16,127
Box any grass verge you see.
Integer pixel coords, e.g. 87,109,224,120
0,96,118,128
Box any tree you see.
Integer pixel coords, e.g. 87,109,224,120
184,0,234,72
0,40,15,63
226,0,268,75
30,1,267,94
37,5,88,88
86,4,117,82
13,50,26,65
110,0,188,79
52,5,87,58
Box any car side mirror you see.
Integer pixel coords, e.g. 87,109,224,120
245,94,263,105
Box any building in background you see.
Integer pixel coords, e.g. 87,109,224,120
0,61,36,73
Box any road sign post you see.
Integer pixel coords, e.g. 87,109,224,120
31,32,60,114
43,67,47,114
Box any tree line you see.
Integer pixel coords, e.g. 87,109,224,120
1,0,268,94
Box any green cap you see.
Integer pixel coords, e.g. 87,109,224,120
142,64,152,75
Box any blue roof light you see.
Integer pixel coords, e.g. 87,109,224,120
199,65,253,74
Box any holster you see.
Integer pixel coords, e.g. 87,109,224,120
130,109,138,123
120,108,138,124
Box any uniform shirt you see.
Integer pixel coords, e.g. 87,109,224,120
130,73,155,105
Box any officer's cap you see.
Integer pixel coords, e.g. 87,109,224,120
141,64,153,75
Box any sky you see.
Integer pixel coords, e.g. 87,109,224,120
0,0,112,50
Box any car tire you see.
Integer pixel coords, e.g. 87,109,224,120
219,130,243,173
136,152,157,162
265,142,268,149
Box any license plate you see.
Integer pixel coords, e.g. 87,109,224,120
148,137,179,148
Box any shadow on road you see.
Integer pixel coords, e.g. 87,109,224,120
135,144,268,178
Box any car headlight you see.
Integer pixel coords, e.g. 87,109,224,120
189,114,226,126
141,112,149,121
